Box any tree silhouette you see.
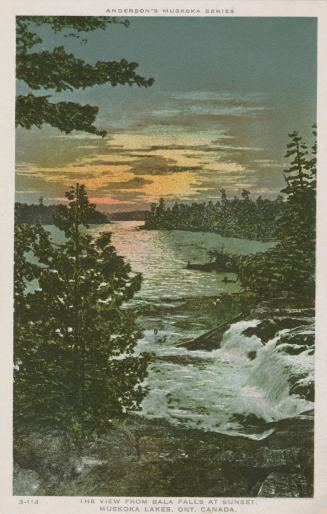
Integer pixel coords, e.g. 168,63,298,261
282,131,310,193
238,126,316,302
16,16,154,136
14,184,148,436
144,192,284,240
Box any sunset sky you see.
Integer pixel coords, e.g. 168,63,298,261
16,17,317,212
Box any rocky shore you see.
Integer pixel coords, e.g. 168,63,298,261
180,301,314,404
14,298,314,498
14,410,313,497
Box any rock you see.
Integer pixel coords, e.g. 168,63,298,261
276,343,308,355
230,413,268,435
13,413,314,497
253,300,314,319
242,318,311,344
179,313,244,351
14,432,81,493
13,464,44,495
254,447,302,468
276,327,315,349
179,299,314,351
179,323,231,350
257,472,312,497
264,414,314,452
242,319,278,342
290,378,314,402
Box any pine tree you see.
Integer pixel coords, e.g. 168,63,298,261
14,184,147,437
280,127,316,248
282,131,310,193
16,17,154,136
238,126,316,302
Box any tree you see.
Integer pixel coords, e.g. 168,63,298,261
14,184,148,437
279,126,316,248
238,126,316,302
282,131,311,194
143,192,284,240
16,16,154,136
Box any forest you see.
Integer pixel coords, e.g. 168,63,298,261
15,200,109,225
12,13,317,498
143,191,285,241
143,128,316,304
14,185,148,437
14,14,153,442
238,127,316,302
14,127,316,440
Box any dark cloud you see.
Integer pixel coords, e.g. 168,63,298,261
72,159,134,168
132,112,264,131
114,177,153,189
96,177,153,193
140,144,200,152
16,174,66,197
16,85,311,208
128,155,203,176
16,130,112,169
97,190,146,201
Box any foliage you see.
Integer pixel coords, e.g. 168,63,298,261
207,247,239,271
143,191,285,241
16,16,154,136
143,127,316,303
14,223,46,307
238,239,315,300
15,200,109,225
14,184,147,436
238,126,316,302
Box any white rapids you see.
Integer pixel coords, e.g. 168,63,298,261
89,221,313,439
135,320,314,440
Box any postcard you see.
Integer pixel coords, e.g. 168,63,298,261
1,1,327,513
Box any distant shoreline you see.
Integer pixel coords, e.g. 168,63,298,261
15,202,150,225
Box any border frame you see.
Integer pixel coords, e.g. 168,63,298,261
1,1,327,512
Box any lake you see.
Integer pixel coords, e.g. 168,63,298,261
39,222,312,439
86,222,311,439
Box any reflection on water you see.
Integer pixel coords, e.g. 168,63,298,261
89,221,275,301
88,222,306,440
43,221,313,438
27,221,312,439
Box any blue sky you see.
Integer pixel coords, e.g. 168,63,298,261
16,16,317,211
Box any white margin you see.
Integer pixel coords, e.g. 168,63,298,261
1,1,327,513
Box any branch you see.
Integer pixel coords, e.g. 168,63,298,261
16,94,107,136
17,47,154,92
17,16,129,33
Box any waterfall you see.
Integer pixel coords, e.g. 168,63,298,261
139,319,314,440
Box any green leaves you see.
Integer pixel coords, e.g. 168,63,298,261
17,16,129,34
16,95,105,136
144,193,285,241
14,184,147,437
16,16,154,136
282,127,316,194
17,47,154,92
238,127,316,303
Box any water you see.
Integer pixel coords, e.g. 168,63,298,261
52,221,313,439
88,222,313,439
90,220,274,299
